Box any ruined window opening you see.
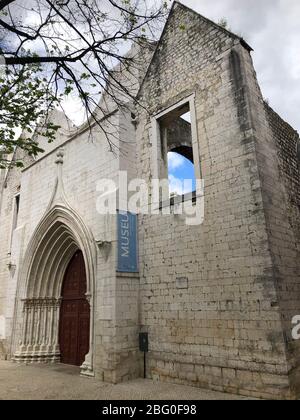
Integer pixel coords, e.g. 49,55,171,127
11,193,20,233
158,103,196,200
8,193,20,255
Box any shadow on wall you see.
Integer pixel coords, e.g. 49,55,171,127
0,316,5,340
0,315,7,360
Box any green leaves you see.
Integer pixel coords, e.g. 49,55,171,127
0,65,61,168
218,18,231,31
64,85,73,95
0,0,169,168
80,72,91,80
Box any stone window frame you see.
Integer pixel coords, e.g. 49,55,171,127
150,94,202,206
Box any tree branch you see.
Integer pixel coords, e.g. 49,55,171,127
0,0,168,168
0,0,15,11
0,18,35,39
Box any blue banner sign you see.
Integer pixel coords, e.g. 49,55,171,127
117,211,139,273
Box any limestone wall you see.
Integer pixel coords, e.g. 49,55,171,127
0,110,132,379
0,39,153,380
135,2,293,399
0,149,34,357
0,1,299,400
262,103,300,396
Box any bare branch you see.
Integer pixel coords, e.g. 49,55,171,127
0,0,168,167
0,18,36,39
0,0,15,11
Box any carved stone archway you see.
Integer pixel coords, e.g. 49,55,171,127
13,205,96,377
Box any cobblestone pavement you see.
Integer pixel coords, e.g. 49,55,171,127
0,361,251,400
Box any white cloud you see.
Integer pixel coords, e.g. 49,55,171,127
169,174,193,195
64,0,299,132
61,95,87,126
168,152,185,171
181,112,191,123
8,0,298,133
181,0,300,132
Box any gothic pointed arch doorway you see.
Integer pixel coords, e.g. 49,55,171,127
59,250,90,366
13,205,96,376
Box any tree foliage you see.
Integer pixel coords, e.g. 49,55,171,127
218,17,231,31
0,64,60,168
0,0,169,168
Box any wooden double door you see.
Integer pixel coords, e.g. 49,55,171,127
59,250,90,366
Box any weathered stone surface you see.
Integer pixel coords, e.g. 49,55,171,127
135,2,300,400
0,1,299,400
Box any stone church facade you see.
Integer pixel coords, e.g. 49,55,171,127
0,2,300,399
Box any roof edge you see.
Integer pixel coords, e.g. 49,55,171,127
264,100,299,137
136,1,253,99
174,1,253,52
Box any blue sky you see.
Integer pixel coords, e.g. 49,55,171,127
168,152,196,195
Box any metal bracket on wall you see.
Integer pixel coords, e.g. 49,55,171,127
96,240,112,261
